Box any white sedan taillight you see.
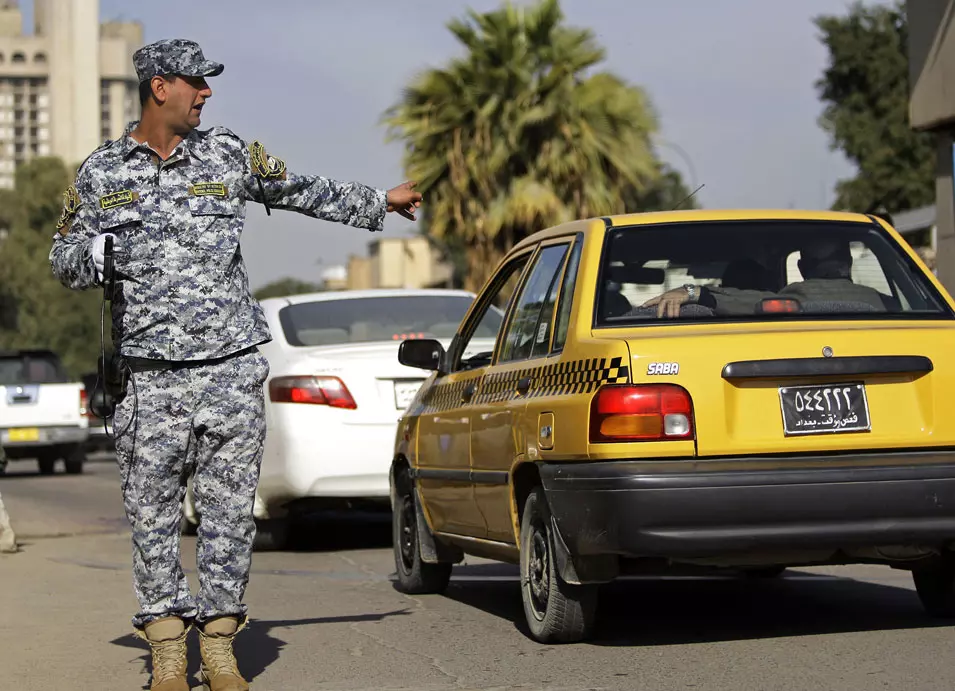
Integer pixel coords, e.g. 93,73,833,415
269,376,357,410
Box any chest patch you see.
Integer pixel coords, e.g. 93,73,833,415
100,190,139,210
189,182,228,197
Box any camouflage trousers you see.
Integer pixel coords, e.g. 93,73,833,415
113,347,270,629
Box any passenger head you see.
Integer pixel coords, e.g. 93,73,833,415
798,238,852,280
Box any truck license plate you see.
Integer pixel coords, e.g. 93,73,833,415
6,427,40,443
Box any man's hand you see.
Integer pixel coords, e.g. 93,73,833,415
642,287,691,318
91,233,121,283
387,181,422,221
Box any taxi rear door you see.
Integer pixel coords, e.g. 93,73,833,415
470,237,579,543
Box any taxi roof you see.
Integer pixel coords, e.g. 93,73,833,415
509,208,877,254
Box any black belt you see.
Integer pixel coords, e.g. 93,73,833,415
124,345,257,373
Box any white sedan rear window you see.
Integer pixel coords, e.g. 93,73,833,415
278,296,500,347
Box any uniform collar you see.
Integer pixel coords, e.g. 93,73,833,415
120,121,205,161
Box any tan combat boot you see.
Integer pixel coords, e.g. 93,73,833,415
197,616,249,691
134,616,190,691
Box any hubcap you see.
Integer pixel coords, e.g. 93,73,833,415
526,522,550,619
398,494,417,572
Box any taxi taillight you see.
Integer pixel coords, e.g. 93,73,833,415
589,384,693,442
269,376,357,409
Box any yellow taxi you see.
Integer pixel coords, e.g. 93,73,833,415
389,209,955,643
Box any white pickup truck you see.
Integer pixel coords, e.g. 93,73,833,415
0,350,89,475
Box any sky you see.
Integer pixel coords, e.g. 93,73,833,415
36,0,878,289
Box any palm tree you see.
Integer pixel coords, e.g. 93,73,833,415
383,0,670,292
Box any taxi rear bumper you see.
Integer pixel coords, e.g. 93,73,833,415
539,452,955,562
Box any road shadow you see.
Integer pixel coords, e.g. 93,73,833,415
436,563,952,646
110,609,411,688
285,510,393,553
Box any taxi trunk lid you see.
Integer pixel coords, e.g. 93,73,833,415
617,320,955,457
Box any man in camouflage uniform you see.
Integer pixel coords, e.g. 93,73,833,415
49,39,422,691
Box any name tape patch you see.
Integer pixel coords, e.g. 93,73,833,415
100,190,139,210
189,182,228,197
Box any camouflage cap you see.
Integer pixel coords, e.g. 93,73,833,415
132,39,224,83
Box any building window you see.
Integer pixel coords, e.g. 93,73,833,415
11,52,24,63
33,52,46,64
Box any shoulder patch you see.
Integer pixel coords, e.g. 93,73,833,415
249,140,287,181
55,185,82,235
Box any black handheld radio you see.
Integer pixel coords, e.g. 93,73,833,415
102,234,114,294
95,235,128,418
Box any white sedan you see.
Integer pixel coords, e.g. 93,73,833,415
183,288,500,549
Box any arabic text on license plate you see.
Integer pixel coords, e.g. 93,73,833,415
394,381,423,409
7,427,39,443
779,383,871,436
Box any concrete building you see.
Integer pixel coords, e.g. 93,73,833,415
907,0,955,289
0,0,142,188
345,236,453,291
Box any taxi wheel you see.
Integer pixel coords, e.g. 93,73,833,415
913,553,955,617
520,486,598,643
393,479,452,594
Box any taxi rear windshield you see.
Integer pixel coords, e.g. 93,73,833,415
594,220,951,326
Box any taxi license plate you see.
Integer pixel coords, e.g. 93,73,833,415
7,427,40,443
394,381,423,410
779,383,871,436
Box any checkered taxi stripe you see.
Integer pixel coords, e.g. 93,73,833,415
416,357,630,413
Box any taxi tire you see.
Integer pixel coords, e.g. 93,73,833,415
913,553,955,618
520,486,598,643
393,478,452,594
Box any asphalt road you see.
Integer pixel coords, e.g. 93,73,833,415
2,456,955,690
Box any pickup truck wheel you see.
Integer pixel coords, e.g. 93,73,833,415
63,446,85,475
913,554,955,617
520,486,598,643
392,473,452,594
37,456,56,475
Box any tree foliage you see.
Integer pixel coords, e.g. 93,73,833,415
384,0,691,291
253,277,324,300
0,157,102,378
815,1,936,213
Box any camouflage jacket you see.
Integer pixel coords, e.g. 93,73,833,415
49,122,388,361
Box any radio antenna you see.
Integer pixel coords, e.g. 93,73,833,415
673,183,705,210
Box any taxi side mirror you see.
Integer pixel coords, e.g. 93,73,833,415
399,339,446,372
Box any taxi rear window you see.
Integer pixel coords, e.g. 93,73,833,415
594,220,952,326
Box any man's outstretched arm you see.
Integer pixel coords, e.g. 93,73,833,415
238,138,421,231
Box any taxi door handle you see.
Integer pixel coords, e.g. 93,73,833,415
462,383,476,403
517,377,531,396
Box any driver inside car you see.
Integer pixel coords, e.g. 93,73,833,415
643,238,889,318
